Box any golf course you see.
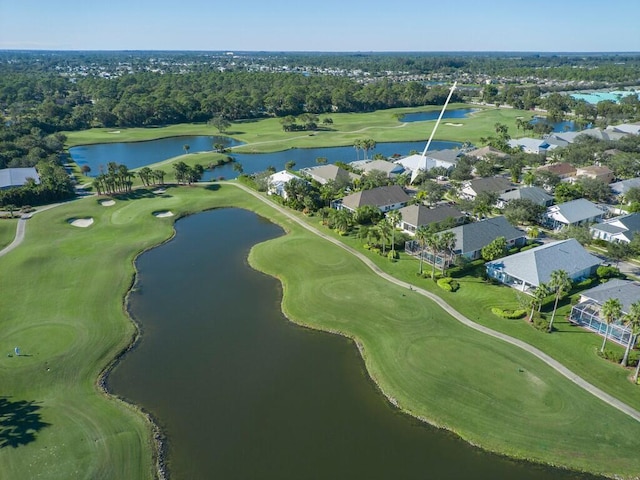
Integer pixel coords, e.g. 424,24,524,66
2,105,640,479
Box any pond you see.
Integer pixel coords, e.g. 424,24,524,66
68,137,462,180
108,208,604,480
399,108,477,123
69,135,243,174
529,117,587,133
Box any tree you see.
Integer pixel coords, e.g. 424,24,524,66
414,226,431,275
285,160,296,171
438,231,457,275
503,199,545,225
576,177,611,202
600,298,623,353
387,210,402,255
138,167,153,186
209,116,231,133
183,144,190,155
316,157,328,165
481,236,507,261
548,270,572,333
607,241,632,267
375,217,393,254
529,283,549,322
559,224,592,246
232,162,244,175
80,164,91,176
173,161,189,184
621,301,640,367
332,208,353,234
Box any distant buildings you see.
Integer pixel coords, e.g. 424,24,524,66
0,167,40,189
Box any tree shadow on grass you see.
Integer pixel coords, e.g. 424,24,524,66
0,397,50,448
203,183,220,191
113,189,160,201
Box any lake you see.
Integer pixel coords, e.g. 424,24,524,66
69,137,462,180
108,208,604,480
399,108,477,122
69,135,243,173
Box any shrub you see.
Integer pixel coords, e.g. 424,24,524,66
387,250,399,261
491,307,527,319
519,244,537,252
437,277,459,292
597,265,621,279
530,312,549,331
592,239,608,248
598,348,624,364
574,277,596,290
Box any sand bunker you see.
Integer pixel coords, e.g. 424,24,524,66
153,211,174,218
108,130,121,134
68,218,94,228
153,188,166,195
100,200,116,207
444,122,463,127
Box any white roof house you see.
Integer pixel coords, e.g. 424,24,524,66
0,167,40,189
543,198,606,229
394,149,462,183
486,239,602,293
508,137,557,155
267,170,303,199
590,213,640,243
337,185,411,213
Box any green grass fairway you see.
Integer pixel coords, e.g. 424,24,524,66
0,218,18,250
64,104,537,154
2,184,639,479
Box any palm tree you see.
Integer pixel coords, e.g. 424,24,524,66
414,226,431,275
600,298,623,352
183,144,190,155
438,231,457,275
353,139,362,161
232,162,244,175
621,301,640,367
386,210,402,255
548,270,572,333
425,233,441,280
529,283,549,322
332,209,353,235
376,218,393,254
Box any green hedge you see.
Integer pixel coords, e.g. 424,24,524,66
491,307,527,319
437,277,460,292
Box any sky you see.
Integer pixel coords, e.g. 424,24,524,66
1,0,639,52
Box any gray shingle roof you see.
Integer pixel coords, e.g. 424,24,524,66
359,160,404,176
546,198,605,224
301,164,360,184
580,279,640,314
486,239,602,287
341,185,411,210
499,186,553,206
0,167,40,189
446,216,525,255
591,213,640,239
398,204,464,228
466,177,514,196
610,177,640,196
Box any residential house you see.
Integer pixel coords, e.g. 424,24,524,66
336,185,411,213
497,186,554,208
397,204,465,235
394,149,463,182
465,145,510,160
590,213,640,243
606,123,640,136
357,159,405,178
300,164,360,186
536,162,577,180
575,165,614,184
486,239,602,293
429,216,525,265
570,279,640,346
267,170,304,199
610,177,640,199
543,198,606,229
508,137,557,155
460,177,515,200
0,167,40,189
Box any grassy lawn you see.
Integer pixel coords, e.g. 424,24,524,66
63,104,537,154
0,218,18,250
4,180,640,478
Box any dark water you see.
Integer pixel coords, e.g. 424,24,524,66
69,135,243,174
68,137,461,181
108,208,602,480
399,109,477,122
529,117,593,133
203,140,460,180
